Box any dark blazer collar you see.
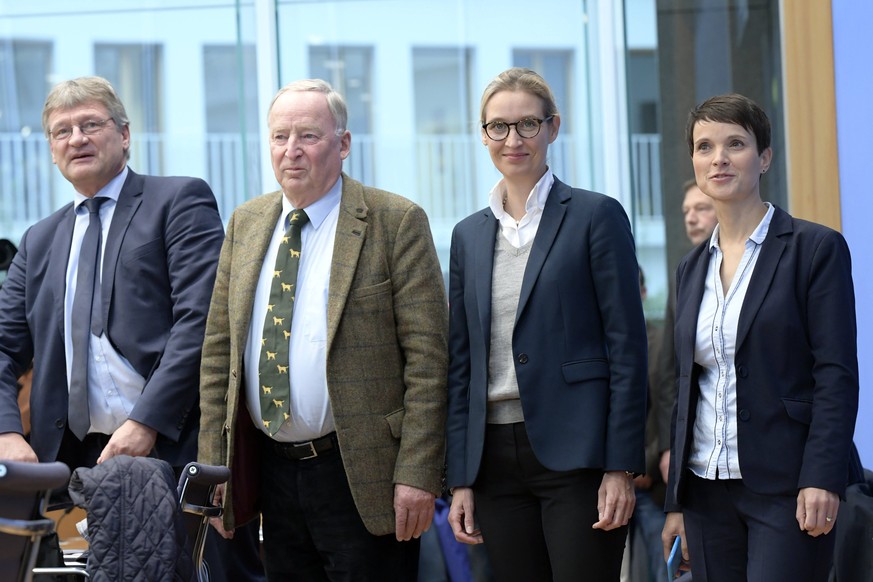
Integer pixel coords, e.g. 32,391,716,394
473,206,498,339
97,169,145,330
516,178,570,322
735,205,792,349
680,205,793,355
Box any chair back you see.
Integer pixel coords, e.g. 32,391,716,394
0,461,71,582
177,462,230,582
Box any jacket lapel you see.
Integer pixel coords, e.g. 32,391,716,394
735,206,791,350
326,175,367,349
516,179,569,322
99,170,144,330
474,210,498,344
231,193,284,348
50,204,77,339
677,245,710,376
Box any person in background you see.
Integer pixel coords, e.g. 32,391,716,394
197,79,448,581
627,266,668,582
446,67,648,582
655,179,718,484
661,93,858,582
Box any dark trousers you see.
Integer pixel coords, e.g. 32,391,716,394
472,423,627,582
259,433,420,581
683,473,836,582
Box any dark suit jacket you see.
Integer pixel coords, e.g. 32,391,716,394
665,206,859,512
446,178,648,489
0,169,224,467
197,174,448,536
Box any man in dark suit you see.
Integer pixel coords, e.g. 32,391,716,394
0,76,224,474
198,79,448,581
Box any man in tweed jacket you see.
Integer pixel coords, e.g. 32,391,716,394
197,79,447,580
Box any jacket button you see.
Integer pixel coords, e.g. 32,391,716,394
231,369,238,378
739,409,751,421
737,365,748,378
517,353,529,364
55,419,65,429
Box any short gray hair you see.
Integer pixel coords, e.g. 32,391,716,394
42,76,130,160
268,79,348,134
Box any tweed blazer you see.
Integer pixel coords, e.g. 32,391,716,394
198,174,448,535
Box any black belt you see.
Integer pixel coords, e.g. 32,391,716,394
268,432,338,461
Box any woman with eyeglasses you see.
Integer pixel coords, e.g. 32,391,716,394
445,67,648,581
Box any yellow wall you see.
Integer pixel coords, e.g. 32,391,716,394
782,0,841,230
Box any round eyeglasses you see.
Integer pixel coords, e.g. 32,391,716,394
49,118,115,141
482,116,554,141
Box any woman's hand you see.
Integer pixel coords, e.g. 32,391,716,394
592,470,635,530
448,487,483,544
796,487,839,537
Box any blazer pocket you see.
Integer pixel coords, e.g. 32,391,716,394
120,237,165,265
782,397,813,425
561,359,610,384
385,407,405,439
349,278,391,300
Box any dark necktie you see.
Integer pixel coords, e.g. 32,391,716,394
68,197,108,441
259,209,309,435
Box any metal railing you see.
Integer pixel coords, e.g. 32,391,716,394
0,131,663,238
631,133,662,218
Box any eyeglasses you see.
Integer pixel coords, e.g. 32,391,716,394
482,116,554,141
49,118,115,141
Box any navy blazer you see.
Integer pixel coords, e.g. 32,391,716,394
446,178,648,489
0,170,224,466
665,206,859,511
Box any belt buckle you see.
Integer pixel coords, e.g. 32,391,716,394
293,440,318,460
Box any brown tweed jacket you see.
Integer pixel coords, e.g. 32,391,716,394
198,174,448,535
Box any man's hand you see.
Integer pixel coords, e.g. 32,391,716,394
659,450,671,484
96,419,157,464
448,487,483,544
208,483,234,539
0,432,38,462
796,487,839,537
592,471,635,531
394,484,435,541
634,473,654,490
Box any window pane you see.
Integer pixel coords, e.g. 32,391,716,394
277,0,600,273
0,1,259,242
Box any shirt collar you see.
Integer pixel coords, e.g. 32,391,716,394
74,166,128,211
488,168,554,219
281,174,342,229
708,201,775,252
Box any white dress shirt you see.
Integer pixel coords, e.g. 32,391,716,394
488,168,554,248
244,177,341,442
689,202,775,480
64,166,148,436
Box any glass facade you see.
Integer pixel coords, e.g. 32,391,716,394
0,0,786,320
